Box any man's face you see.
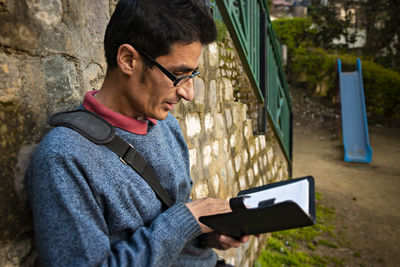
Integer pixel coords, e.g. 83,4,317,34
125,41,203,120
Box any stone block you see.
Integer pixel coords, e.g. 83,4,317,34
239,175,246,190
258,158,264,172
249,145,255,158
279,168,284,180
189,149,197,170
230,133,236,149
220,167,227,183
260,135,266,150
253,162,259,176
82,62,104,91
194,180,209,199
202,145,212,167
0,19,39,54
243,120,252,141
232,103,247,125
26,0,63,26
185,113,201,138
235,245,244,266
211,175,220,194
255,137,260,154
42,55,81,111
14,144,36,200
242,150,248,165
226,257,235,265
0,53,21,103
18,57,47,127
208,43,218,67
207,80,218,111
272,162,277,177
234,154,241,172
232,182,239,197
247,169,254,186
223,78,234,101
57,0,85,28
199,50,205,70
194,77,205,105
213,113,225,139
263,175,268,184
267,147,274,162
212,140,219,157
204,113,214,133
226,160,234,180
224,108,232,129
223,138,229,153
0,238,33,267
84,0,110,43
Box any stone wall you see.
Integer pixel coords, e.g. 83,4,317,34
0,1,289,266
172,42,289,267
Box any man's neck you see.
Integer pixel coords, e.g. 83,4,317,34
95,71,141,119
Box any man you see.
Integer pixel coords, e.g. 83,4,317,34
25,0,250,266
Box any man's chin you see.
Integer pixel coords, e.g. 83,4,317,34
152,111,169,121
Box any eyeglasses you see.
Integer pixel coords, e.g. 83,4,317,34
135,47,200,87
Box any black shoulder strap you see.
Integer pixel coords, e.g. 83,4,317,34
48,110,174,208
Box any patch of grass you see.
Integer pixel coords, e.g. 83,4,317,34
255,236,328,267
255,193,348,266
328,256,346,266
307,242,317,251
318,239,339,248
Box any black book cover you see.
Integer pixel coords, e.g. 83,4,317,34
199,176,316,239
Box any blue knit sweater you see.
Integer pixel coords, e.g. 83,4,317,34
25,113,217,266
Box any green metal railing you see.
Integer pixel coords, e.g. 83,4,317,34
266,22,292,163
212,0,293,164
211,0,264,100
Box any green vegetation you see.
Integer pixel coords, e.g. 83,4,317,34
215,19,229,43
255,193,349,267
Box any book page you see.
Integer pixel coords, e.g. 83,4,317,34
243,179,309,214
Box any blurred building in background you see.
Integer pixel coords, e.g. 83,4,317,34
269,0,311,20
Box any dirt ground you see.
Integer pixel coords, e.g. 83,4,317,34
291,88,400,266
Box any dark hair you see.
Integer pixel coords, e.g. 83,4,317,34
104,0,217,69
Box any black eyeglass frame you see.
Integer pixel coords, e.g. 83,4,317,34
135,47,200,87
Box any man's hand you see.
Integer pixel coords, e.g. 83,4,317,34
202,232,250,250
185,197,231,233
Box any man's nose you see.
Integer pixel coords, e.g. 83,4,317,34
176,79,195,101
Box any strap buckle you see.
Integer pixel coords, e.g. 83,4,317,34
119,143,134,165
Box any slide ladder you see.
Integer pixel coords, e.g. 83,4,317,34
337,59,372,163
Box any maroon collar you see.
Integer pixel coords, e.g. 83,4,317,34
83,90,157,135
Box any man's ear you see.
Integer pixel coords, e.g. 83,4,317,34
116,44,141,75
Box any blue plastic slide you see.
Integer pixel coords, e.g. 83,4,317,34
337,59,372,163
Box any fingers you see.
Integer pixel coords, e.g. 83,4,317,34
217,234,251,249
218,235,241,249
186,198,231,215
186,198,231,233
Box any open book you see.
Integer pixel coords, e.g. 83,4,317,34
199,176,316,238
